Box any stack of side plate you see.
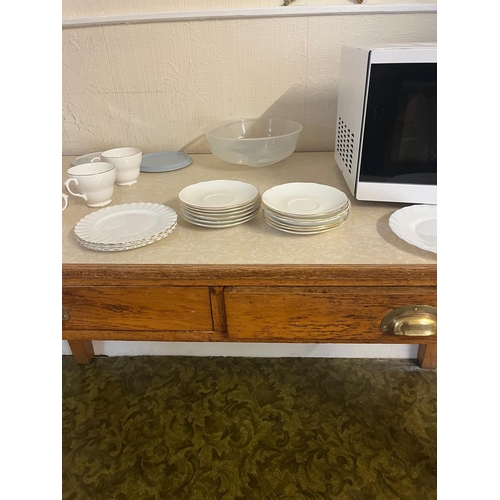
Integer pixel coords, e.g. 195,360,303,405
178,180,260,228
74,202,178,251
262,182,350,234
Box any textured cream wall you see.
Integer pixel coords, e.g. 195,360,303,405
62,4,437,155
63,0,436,17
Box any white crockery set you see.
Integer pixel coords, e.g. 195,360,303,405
66,174,436,253
178,180,351,234
64,147,142,208
66,176,353,252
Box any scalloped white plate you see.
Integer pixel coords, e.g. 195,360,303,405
389,204,437,253
75,202,177,245
76,223,177,252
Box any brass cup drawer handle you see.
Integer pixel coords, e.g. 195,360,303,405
380,305,437,337
62,306,70,321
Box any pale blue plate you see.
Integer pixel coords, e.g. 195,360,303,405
140,151,193,173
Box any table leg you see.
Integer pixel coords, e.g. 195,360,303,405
68,340,95,364
417,343,437,369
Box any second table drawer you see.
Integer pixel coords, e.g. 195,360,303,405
224,286,437,341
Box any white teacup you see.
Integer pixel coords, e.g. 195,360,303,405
101,147,142,186
64,162,116,207
62,193,69,211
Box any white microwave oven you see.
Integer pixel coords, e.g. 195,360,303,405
334,43,437,204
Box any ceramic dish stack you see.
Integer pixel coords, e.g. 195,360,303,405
261,182,350,234
178,180,260,228
74,202,177,251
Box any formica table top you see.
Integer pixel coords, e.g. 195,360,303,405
62,152,437,266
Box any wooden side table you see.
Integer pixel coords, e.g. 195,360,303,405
62,153,437,368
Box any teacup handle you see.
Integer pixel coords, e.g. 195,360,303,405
62,193,69,211
64,178,87,201
90,156,101,163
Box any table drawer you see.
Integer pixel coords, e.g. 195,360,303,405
62,286,213,331
224,286,437,341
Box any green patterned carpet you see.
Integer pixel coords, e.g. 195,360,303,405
62,356,437,500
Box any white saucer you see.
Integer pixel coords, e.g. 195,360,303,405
262,182,348,216
389,204,437,253
181,208,259,228
71,152,103,166
178,180,259,209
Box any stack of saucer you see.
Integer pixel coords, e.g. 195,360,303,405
178,180,260,228
74,202,177,251
262,182,350,234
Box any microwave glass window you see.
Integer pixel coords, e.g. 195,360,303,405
359,63,437,185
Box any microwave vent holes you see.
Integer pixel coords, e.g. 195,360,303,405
336,117,354,174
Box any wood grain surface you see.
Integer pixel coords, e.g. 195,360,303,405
224,286,437,342
62,264,437,287
63,286,213,332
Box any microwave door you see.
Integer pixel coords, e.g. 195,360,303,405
357,62,437,203
388,81,437,177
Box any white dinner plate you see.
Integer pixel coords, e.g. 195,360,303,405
262,182,348,216
75,202,177,245
76,222,177,247
178,180,259,209
76,223,178,251
389,204,437,253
